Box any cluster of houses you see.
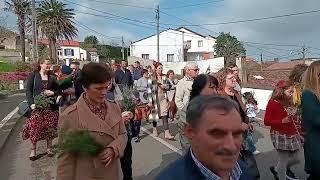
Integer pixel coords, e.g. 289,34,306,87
1,26,320,91
0,27,99,62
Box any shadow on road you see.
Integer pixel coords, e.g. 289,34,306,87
134,151,180,180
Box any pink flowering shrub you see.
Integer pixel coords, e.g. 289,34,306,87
0,72,30,91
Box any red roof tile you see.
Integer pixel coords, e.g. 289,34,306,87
264,60,305,70
38,39,80,47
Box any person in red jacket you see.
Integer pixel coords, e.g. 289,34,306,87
264,80,303,180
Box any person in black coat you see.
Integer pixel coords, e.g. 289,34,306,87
24,59,61,161
115,61,133,90
156,96,253,180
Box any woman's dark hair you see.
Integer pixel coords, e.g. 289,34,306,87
141,69,148,76
167,70,174,77
288,64,308,85
79,62,114,88
190,74,219,101
243,92,257,105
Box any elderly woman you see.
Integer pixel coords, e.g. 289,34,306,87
56,63,128,180
216,68,260,179
178,74,219,152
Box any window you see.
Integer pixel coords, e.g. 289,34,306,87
142,54,149,59
198,40,203,47
167,54,174,62
187,40,192,48
64,48,74,56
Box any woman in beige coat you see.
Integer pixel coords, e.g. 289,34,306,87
56,63,128,180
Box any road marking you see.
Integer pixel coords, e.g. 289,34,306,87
0,107,19,129
140,127,183,156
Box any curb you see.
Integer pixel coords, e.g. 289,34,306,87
0,108,22,153
0,89,25,100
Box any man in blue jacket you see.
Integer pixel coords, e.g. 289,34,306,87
156,95,253,180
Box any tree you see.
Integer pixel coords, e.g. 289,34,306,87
84,35,98,45
214,32,246,66
37,0,77,61
4,0,30,62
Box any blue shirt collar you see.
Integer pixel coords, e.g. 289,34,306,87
190,149,242,180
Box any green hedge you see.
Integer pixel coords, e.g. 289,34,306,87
0,57,16,72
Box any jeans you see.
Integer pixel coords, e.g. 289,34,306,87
244,132,257,153
120,139,133,180
275,149,303,180
132,120,141,138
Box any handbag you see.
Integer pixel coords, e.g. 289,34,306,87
18,101,32,118
18,74,36,118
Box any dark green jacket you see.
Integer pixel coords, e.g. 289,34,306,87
302,90,320,174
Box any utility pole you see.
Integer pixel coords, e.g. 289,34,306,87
156,5,160,62
260,53,263,71
181,32,184,61
31,0,38,62
121,36,124,60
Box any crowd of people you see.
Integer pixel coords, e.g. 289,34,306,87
21,58,320,180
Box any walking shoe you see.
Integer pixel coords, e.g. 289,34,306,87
270,166,279,180
29,149,37,161
253,150,261,155
286,169,299,180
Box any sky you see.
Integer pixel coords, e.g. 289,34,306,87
1,0,320,61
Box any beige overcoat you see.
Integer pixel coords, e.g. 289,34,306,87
56,94,128,180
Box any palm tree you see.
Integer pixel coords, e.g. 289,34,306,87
4,0,30,62
37,0,77,62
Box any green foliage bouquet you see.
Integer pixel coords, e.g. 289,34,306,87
58,130,104,156
121,86,137,113
34,93,55,109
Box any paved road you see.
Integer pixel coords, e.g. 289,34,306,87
0,98,308,180
0,94,25,121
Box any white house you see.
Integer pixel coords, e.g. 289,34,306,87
38,39,89,61
130,27,216,62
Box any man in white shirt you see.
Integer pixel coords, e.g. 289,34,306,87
175,63,199,110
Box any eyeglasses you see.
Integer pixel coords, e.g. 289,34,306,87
190,69,199,72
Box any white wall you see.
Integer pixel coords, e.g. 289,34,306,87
241,88,273,110
79,48,87,61
131,30,183,62
131,29,216,62
161,57,225,75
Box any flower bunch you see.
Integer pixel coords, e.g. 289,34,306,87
58,130,104,156
34,93,55,109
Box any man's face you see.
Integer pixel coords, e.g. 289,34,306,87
121,61,128,69
186,65,199,78
185,108,243,172
70,64,79,73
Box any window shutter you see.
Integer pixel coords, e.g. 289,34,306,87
71,49,74,56
64,49,67,56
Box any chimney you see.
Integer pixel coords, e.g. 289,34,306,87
274,58,279,62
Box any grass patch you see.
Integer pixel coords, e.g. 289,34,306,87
0,57,16,72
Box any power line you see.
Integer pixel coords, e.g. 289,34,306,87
162,0,224,10
74,19,122,40
159,10,219,35
157,8,320,27
64,0,159,28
